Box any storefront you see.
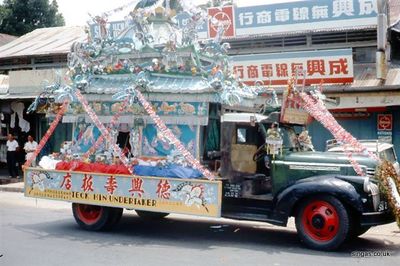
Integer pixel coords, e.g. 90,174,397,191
308,91,400,159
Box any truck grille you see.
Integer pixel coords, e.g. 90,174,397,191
366,168,376,178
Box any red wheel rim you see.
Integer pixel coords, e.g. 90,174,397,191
76,204,103,225
302,200,340,242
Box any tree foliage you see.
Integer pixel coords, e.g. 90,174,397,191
0,0,65,36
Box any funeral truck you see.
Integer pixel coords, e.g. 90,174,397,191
24,111,394,251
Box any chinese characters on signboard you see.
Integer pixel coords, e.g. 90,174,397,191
280,88,313,125
234,0,377,36
231,49,354,86
175,0,377,39
97,0,378,40
25,169,222,217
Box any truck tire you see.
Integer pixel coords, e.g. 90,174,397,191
347,213,371,239
136,210,169,220
108,207,123,229
72,203,123,231
295,195,350,251
349,225,371,239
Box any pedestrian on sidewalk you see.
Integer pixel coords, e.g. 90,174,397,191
6,134,19,178
24,135,38,167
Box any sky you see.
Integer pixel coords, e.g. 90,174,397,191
56,0,303,26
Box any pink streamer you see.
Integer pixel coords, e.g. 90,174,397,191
24,101,69,168
135,89,215,180
297,92,380,176
75,90,133,175
82,98,129,160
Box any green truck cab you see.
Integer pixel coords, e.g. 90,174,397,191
217,112,394,250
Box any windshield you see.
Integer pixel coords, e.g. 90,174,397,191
380,148,397,163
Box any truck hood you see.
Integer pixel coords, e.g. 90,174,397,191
281,151,378,169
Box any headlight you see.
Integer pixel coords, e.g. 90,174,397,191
363,177,380,211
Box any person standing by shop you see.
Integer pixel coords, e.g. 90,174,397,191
24,135,38,167
6,134,19,178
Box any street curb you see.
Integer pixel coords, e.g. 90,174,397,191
0,183,24,193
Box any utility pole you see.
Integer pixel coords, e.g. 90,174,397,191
377,0,388,80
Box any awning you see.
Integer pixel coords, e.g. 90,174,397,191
326,91,400,110
0,94,37,100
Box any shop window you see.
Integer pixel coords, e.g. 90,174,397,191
390,31,400,62
354,47,376,63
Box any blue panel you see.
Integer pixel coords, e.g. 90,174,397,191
142,124,198,157
309,110,400,162
234,0,377,29
73,122,101,153
308,114,377,151
391,108,400,160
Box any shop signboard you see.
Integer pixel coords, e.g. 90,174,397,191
377,131,392,143
98,0,378,40
231,49,354,85
280,89,312,125
377,114,393,131
377,114,393,143
233,0,377,36
25,168,222,217
208,6,236,38
176,0,377,39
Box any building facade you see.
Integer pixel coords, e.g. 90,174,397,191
193,0,400,158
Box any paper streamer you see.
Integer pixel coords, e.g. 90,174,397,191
24,101,69,168
75,90,133,174
135,89,215,180
83,98,130,160
297,91,380,176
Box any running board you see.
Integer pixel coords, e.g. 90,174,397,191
222,212,286,226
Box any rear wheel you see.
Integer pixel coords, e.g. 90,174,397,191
136,210,169,220
72,203,123,231
295,195,350,251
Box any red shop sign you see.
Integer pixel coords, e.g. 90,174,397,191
377,114,392,131
208,6,235,38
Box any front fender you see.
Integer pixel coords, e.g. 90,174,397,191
272,175,363,224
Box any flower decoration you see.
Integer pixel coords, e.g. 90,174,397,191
376,161,400,227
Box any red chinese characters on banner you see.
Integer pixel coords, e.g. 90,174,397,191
129,177,145,197
261,64,273,78
233,65,244,78
156,180,171,199
81,174,94,193
291,63,304,75
329,59,349,75
247,65,259,79
307,59,326,76
104,176,118,195
60,173,72,190
276,63,289,77
232,51,353,85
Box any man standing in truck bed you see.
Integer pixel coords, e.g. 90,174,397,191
24,135,38,167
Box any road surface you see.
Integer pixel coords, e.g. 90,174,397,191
1,191,399,266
